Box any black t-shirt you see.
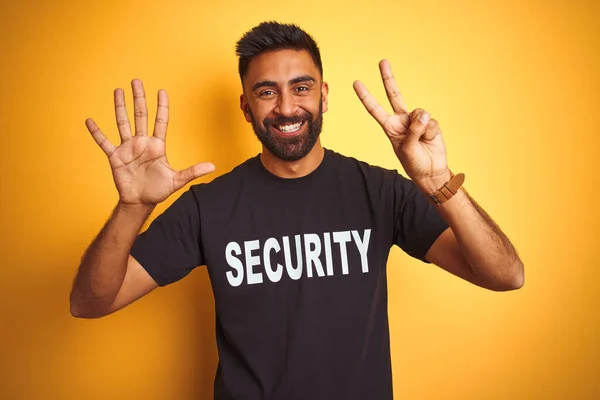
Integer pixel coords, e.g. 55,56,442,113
131,149,448,399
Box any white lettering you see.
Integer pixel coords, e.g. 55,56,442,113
304,233,325,278
352,229,371,273
323,232,333,276
333,231,352,275
224,229,371,286
283,235,303,280
225,242,244,287
263,238,283,282
244,240,263,285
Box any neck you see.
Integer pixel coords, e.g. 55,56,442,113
260,140,325,179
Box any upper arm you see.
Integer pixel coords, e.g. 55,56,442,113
425,227,492,290
129,189,204,286
392,173,450,261
107,255,159,314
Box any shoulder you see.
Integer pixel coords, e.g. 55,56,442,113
189,155,258,197
325,149,421,207
325,148,406,184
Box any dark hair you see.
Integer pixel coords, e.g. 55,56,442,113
236,21,323,83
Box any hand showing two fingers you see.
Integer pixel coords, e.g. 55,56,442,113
353,60,448,183
85,79,215,206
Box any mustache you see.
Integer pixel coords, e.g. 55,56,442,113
264,111,313,127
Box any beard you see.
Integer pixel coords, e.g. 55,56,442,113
249,101,323,162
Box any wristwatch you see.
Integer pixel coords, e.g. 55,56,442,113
428,172,465,205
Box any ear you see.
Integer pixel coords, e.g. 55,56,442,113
240,94,252,123
321,82,329,113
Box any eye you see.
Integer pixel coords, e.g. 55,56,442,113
295,86,309,92
259,90,277,98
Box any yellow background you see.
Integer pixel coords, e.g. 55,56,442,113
1,0,598,398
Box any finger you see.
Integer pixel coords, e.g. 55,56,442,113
85,118,115,156
153,89,169,140
409,108,425,127
114,88,132,142
379,59,407,114
422,118,441,141
131,79,148,136
353,80,390,127
405,109,431,146
173,162,216,191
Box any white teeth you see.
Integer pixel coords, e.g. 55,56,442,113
277,122,302,133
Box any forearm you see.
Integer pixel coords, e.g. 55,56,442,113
70,202,154,316
417,177,524,289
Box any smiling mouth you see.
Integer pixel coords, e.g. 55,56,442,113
272,120,306,136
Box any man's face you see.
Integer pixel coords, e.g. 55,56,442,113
240,49,329,161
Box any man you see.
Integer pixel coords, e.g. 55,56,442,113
70,21,523,399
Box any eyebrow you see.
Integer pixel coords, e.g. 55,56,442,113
251,75,317,92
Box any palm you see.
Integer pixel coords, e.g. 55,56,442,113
109,136,175,204
354,60,448,182
86,80,214,206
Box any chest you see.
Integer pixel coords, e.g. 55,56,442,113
200,179,394,303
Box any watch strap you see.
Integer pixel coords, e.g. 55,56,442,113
428,172,465,205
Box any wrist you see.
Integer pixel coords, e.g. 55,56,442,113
116,200,155,217
414,170,452,194
417,170,466,206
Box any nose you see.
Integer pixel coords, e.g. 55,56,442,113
275,90,297,117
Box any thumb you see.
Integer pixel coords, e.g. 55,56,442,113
173,162,216,191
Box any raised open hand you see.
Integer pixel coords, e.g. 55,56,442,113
353,60,449,185
86,80,215,206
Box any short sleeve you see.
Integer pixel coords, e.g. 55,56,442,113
130,188,204,286
393,173,449,262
